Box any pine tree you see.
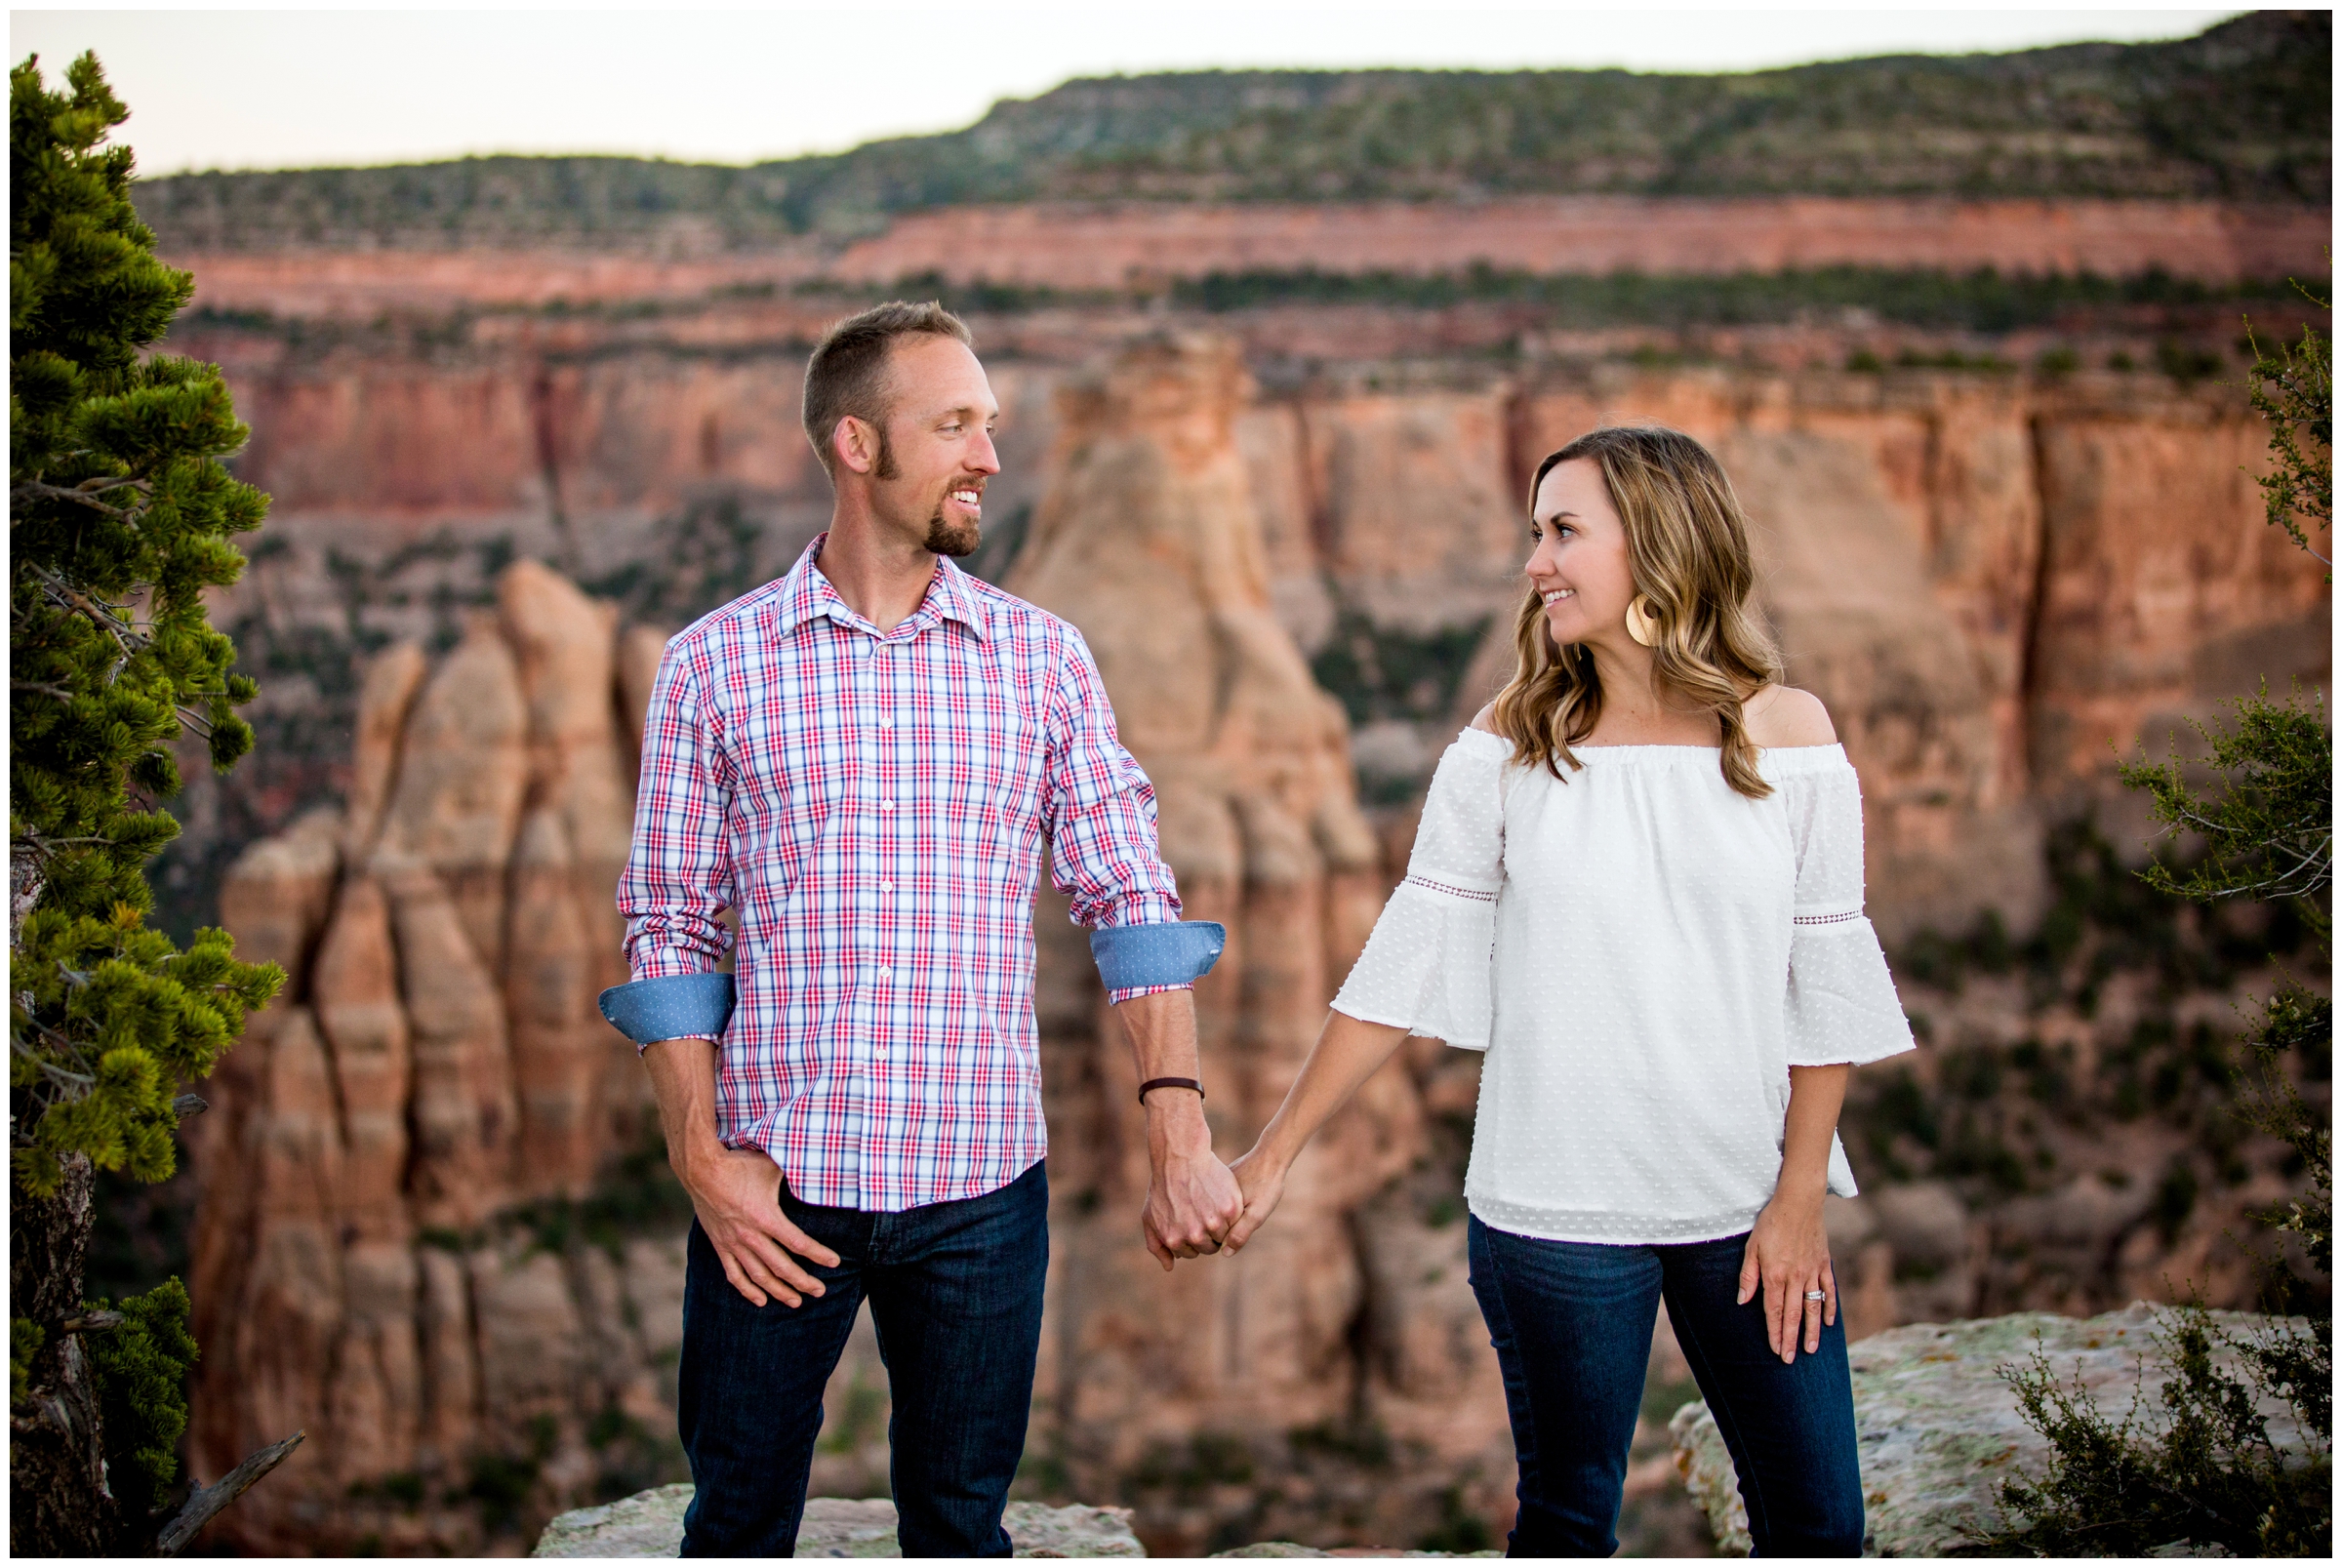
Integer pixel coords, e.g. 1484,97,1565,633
11,51,299,1553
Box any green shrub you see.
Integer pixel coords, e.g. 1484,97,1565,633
83,1277,196,1522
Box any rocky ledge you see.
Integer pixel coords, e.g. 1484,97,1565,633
1669,1303,2313,1556
533,1491,1145,1557
539,1306,2313,1558
531,1489,1500,1557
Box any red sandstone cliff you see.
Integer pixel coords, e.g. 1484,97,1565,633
186,565,672,1553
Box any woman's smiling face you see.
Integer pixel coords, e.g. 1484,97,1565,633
1525,458,1635,646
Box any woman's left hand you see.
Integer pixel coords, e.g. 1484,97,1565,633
1739,1189,1835,1363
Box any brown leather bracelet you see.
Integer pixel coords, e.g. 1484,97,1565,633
1137,1076,1204,1106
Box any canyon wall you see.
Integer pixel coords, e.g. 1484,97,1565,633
818,197,2331,291
169,284,2328,948
163,245,2326,1553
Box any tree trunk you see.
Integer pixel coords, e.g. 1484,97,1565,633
9,1151,124,1554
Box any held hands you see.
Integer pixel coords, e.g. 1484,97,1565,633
1141,1090,1245,1270
1739,1187,1836,1362
1222,1146,1286,1254
679,1144,842,1308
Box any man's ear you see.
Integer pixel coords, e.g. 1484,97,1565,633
833,414,880,477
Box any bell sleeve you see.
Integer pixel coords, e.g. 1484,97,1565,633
1330,729,1508,1050
1780,752,1918,1069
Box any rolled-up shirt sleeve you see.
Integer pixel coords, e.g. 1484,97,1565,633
1040,627,1192,1004
614,645,737,1044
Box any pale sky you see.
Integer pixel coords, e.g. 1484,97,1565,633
10,4,2249,176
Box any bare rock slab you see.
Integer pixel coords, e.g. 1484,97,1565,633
1209,1547,1500,1558
1668,1304,2311,1556
531,1490,1145,1557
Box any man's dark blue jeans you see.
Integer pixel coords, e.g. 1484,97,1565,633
676,1158,1049,1557
1466,1215,1865,1557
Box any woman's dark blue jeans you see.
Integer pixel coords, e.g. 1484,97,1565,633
676,1159,1048,1557
1466,1215,1864,1557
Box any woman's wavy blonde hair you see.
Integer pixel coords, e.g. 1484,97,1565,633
1490,423,1784,799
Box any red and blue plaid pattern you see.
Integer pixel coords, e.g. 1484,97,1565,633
619,536,1186,1211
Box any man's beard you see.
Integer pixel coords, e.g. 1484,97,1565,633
924,508,982,558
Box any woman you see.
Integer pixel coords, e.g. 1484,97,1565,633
1225,424,1915,1557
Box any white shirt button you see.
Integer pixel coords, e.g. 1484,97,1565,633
878,717,894,731
876,965,892,980
879,881,894,893
879,800,894,812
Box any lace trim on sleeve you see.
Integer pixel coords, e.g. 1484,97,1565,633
1403,874,1499,904
1793,908,1866,926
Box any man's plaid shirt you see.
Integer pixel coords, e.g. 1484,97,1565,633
619,537,1187,1211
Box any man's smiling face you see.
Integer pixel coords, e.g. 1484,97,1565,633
868,334,1001,558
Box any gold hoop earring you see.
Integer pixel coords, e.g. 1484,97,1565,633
1624,595,1661,647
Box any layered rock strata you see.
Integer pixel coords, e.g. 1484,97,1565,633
154,196,2330,317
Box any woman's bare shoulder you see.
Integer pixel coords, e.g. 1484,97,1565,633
1744,684,1837,747
1470,702,1500,734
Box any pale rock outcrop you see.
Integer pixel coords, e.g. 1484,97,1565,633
505,808,606,1197
216,805,343,986
341,640,427,862
385,862,517,1230
468,1244,589,1431
220,1008,347,1508
376,618,530,969
498,559,634,998
309,877,410,1238
1294,387,1523,638
616,623,671,780
326,1240,424,1488
1670,1304,2318,1556
532,1492,1148,1557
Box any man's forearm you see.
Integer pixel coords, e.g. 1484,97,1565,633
641,1036,729,1183
1113,989,1210,1137
1114,985,1243,1263
1114,989,1204,1080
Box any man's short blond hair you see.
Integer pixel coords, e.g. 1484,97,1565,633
801,301,973,480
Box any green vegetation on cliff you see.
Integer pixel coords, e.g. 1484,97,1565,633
132,11,2327,253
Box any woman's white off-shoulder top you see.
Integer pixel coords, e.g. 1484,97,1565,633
1333,729,1916,1245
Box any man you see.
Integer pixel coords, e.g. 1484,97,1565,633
600,301,1243,1557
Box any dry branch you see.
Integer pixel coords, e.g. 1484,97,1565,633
152,1430,303,1556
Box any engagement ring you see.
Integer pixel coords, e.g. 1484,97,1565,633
1803,1290,1827,1301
